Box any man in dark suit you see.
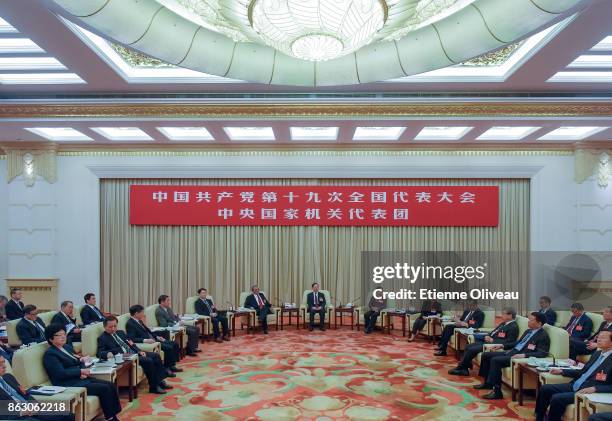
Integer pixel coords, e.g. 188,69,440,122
475,312,550,399
79,293,105,325
195,288,230,341
126,304,182,372
306,282,326,332
51,301,81,344
570,306,612,360
539,296,557,326
535,330,612,421
43,325,121,421
590,414,612,421
6,288,25,321
16,305,47,346
449,307,520,376
0,354,75,421
243,285,272,334
434,300,484,356
156,294,200,356
97,315,171,394
565,303,593,344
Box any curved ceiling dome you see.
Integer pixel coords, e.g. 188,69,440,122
50,0,589,86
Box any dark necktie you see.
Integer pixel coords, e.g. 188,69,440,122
113,334,129,353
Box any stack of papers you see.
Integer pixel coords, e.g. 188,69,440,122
31,386,66,395
91,366,115,374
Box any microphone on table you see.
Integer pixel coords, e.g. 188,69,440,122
226,301,235,311
546,351,557,367
346,296,361,308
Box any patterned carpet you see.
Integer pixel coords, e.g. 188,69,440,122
118,328,536,421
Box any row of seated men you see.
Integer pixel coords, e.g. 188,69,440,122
418,297,612,421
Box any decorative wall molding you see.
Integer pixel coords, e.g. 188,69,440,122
9,228,54,235
8,204,54,210
575,149,612,187
86,163,546,179
5,147,57,185
8,252,55,260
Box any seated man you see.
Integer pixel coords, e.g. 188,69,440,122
538,295,557,326
51,301,82,343
307,283,326,332
535,330,612,421
16,305,47,346
244,285,272,335
79,293,105,325
195,288,230,341
449,307,520,376
565,302,593,345
363,288,386,334
434,300,484,356
6,288,25,321
0,354,75,421
408,299,442,342
126,304,182,373
475,312,550,399
97,315,171,394
570,305,611,360
156,294,200,356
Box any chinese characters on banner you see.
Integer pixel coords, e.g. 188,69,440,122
129,185,499,227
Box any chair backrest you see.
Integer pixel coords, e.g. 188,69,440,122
587,312,604,331
554,310,572,328
38,311,58,327
482,309,496,329
186,296,214,313
300,289,333,308
515,315,529,337
145,304,159,328
7,318,21,347
73,305,84,326
12,342,51,389
3,358,14,375
544,324,570,359
117,313,130,332
81,322,104,357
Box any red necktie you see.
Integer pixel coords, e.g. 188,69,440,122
255,294,263,308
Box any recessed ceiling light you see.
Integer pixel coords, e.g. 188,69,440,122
0,38,44,53
568,55,612,68
590,36,612,51
224,127,275,141
157,127,214,141
25,127,92,141
477,126,540,140
538,126,608,140
548,71,612,83
0,17,18,33
414,126,473,140
290,127,338,141
353,127,406,141
0,57,66,71
0,73,84,84
91,127,153,141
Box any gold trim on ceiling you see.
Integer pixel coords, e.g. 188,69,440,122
1,102,612,118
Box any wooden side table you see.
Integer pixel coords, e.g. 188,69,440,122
230,310,253,336
517,362,542,406
277,307,300,330
384,311,407,336
334,307,358,330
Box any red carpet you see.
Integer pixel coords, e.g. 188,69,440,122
118,328,535,420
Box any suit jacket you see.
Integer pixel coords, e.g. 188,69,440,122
507,328,550,357
307,292,326,312
5,300,24,321
561,350,612,393
155,306,179,327
460,308,485,329
244,293,272,314
16,317,46,345
540,307,557,326
565,313,594,340
51,311,80,342
488,320,520,349
195,297,219,317
0,373,34,419
80,305,105,325
125,317,157,343
97,330,140,359
43,345,91,387
588,321,612,342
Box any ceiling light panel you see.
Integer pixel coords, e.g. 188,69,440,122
414,126,473,140
25,127,92,141
157,127,214,141
353,127,406,141
224,127,275,141
538,126,608,140
91,127,153,141
290,127,338,141
477,126,540,140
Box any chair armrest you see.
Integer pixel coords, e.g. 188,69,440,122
139,342,161,353
540,372,572,385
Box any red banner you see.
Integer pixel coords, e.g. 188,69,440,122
129,185,498,227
